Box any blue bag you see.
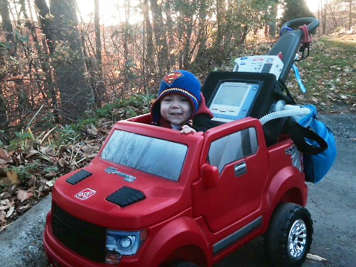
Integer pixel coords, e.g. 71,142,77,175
296,105,337,183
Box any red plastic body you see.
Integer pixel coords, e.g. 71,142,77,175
43,114,308,267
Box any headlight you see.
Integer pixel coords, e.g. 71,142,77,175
105,230,143,264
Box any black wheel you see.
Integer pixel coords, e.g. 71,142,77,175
172,262,198,267
161,260,199,267
265,203,313,267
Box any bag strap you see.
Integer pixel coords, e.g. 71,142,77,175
274,81,296,104
284,118,328,155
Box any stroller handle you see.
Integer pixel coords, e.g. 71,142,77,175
269,17,320,82
282,17,320,34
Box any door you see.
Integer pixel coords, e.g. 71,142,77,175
193,121,268,232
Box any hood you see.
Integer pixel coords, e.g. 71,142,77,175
52,158,189,229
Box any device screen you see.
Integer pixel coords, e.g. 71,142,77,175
210,81,260,122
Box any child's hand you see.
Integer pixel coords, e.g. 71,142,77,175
180,125,196,134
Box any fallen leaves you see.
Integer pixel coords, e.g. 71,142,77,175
0,34,355,233
289,37,356,112
6,206,15,218
307,253,328,262
17,189,33,202
5,171,20,185
0,148,12,163
0,116,113,232
0,198,14,220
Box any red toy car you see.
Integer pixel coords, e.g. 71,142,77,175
44,17,320,267
44,113,312,267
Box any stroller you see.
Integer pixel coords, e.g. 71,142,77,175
198,17,336,183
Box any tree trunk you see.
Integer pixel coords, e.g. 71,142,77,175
349,0,352,31
94,0,102,71
142,0,155,92
94,0,104,107
191,0,209,69
326,4,338,29
163,1,175,69
182,21,193,69
0,0,16,55
123,0,130,93
49,0,93,121
215,0,226,50
33,0,58,120
268,3,278,38
321,0,327,34
149,0,170,75
35,0,56,53
0,0,11,129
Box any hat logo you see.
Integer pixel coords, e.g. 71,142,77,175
163,71,183,85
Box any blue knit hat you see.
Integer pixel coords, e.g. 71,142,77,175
151,70,202,123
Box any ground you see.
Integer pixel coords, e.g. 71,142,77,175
1,33,355,232
0,112,355,267
0,33,355,266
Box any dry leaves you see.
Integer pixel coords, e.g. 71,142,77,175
306,253,328,262
1,34,355,232
288,36,356,113
17,189,33,202
0,118,112,232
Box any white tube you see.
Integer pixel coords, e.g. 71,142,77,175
260,106,311,125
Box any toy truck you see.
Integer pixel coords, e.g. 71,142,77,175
44,17,320,267
44,113,312,267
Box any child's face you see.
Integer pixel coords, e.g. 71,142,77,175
160,94,192,127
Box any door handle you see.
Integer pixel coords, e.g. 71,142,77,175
234,162,247,176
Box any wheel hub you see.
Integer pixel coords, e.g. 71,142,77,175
288,219,307,258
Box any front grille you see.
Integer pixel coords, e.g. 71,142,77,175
52,202,106,262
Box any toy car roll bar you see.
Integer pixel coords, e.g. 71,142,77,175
268,17,320,82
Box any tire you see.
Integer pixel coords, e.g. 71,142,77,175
173,262,198,267
166,261,199,267
265,203,313,267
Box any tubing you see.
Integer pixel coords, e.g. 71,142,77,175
260,105,311,125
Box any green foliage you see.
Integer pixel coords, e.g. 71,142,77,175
120,94,153,109
93,94,153,119
0,130,6,148
0,41,9,49
44,165,59,173
15,30,29,45
280,0,314,25
8,130,34,151
8,160,40,182
75,117,97,131
94,103,117,118
58,125,81,144
55,94,153,145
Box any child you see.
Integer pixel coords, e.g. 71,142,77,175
151,70,213,133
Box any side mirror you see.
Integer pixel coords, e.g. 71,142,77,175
201,163,219,188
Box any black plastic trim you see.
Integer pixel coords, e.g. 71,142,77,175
213,216,263,254
106,186,145,207
66,169,92,185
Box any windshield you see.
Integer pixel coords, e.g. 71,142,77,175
101,130,188,181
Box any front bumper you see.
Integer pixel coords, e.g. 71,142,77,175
43,213,142,267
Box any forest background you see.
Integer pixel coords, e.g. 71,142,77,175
0,0,355,230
